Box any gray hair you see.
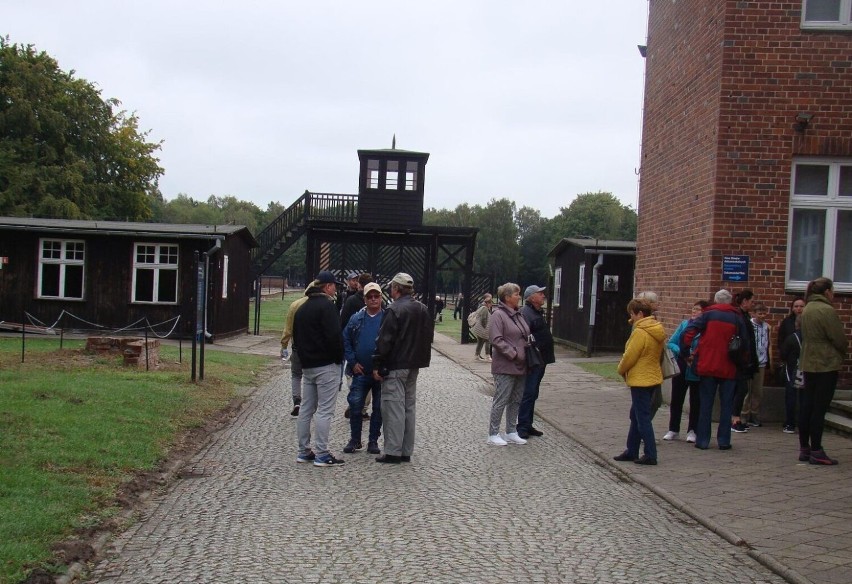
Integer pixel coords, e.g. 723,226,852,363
714,289,732,304
497,282,520,302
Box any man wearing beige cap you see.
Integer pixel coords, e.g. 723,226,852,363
372,272,433,464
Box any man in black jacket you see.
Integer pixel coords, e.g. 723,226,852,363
293,270,345,467
517,285,556,439
372,272,433,464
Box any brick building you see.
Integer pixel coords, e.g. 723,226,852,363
636,0,851,382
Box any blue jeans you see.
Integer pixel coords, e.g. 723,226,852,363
697,376,735,449
625,386,658,460
517,365,546,433
347,374,382,444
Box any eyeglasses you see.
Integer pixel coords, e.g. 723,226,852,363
365,293,381,299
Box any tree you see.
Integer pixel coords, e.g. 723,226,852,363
471,198,519,284
548,191,637,245
515,205,551,287
0,38,163,219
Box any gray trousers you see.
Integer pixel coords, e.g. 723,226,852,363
381,369,418,457
290,349,303,403
297,363,339,457
489,373,525,436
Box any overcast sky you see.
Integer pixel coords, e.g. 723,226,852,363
6,1,649,219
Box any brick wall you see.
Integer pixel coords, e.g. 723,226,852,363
637,0,852,381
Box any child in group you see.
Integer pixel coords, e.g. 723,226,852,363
742,303,772,427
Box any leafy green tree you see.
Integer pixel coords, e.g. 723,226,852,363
515,205,551,286
547,191,637,245
471,198,519,283
0,38,162,219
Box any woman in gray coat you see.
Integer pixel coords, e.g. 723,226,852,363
799,277,848,465
487,283,530,446
471,294,493,361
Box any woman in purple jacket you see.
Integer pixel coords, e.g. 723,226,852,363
487,282,531,446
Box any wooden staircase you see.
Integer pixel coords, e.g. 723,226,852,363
250,191,358,278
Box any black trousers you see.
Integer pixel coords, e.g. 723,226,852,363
799,371,838,451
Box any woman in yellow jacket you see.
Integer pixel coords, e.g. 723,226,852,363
613,299,666,465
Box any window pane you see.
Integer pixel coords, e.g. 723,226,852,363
386,170,398,189
834,210,852,282
137,245,155,263
159,245,178,265
794,164,829,195
789,209,826,281
158,269,178,302
64,265,84,298
805,0,841,21
41,264,60,296
42,240,61,260
135,269,154,301
66,242,85,261
840,166,852,197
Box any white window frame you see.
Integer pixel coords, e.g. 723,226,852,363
37,238,85,300
552,267,562,307
132,243,179,304
221,254,229,299
787,157,852,292
578,264,585,309
801,0,852,29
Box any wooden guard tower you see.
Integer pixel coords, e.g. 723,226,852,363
251,143,481,341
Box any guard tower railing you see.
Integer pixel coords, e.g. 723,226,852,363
251,191,358,277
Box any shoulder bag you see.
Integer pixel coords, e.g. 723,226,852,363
660,340,680,379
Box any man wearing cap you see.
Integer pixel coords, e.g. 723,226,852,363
280,279,323,417
372,272,434,464
342,282,385,455
293,270,345,466
517,284,556,439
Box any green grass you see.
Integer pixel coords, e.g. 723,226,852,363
574,361,622,381
0,337,271,584
251,293,467,342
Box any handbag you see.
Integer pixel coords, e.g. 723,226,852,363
660,344,680,379
525,336,544,368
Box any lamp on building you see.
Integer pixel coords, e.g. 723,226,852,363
795,112,813,133
637,45,647,58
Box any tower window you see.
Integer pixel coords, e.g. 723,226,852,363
367,159,380,189
405,161,418,190
386,161,399,190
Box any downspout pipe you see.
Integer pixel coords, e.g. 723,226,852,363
586,252,604,357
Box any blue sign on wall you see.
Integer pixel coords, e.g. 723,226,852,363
722,255,749,282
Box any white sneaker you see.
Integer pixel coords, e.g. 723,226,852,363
487,434,508,446
503,432,528,445
686,430,697,443
475,355,485,361
663,430,678,441
485,356,492,362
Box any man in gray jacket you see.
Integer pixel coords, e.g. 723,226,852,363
372,272,433,464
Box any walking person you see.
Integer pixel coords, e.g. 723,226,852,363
798,277,848,465
342,282,385,455
471,294,493,361
453,293,464,320
681,289,752,451
613,298,666,465
487,283,530,446
372,273,433,464
517,284,555,439
293,271,345,467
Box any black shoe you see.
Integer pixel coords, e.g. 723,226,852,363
362,412,370,421
634,456,657,465
376,454,401,464
343,440,363,454
719,444,732,450
517,430,530,439
367,441,381,454
527,427,544,437
613,452,638,462
400,455,411,463
731,422,749,433
290,404,300,417
694,444,709,450
344,407,350,419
